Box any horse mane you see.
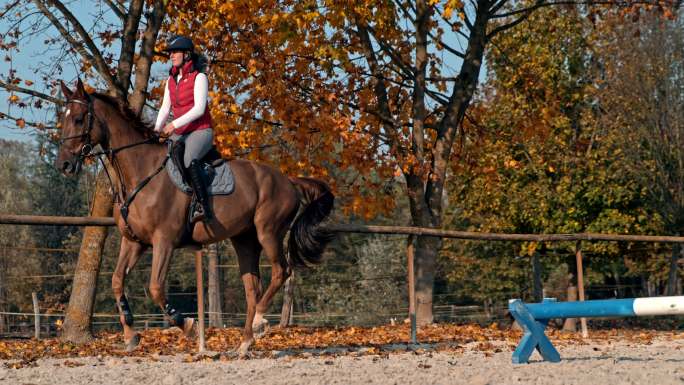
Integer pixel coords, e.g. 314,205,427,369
91,93,156,139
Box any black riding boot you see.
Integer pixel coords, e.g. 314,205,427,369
172,141,189,184
188,159,213,223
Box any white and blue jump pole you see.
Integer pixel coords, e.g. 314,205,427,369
508,296,684,364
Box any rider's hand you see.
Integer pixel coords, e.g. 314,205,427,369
163,122,176,136
157,131,170,143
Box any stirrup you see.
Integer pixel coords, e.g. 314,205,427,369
190,204,206,223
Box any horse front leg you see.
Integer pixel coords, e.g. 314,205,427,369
112,238,146,352
149,239,195,337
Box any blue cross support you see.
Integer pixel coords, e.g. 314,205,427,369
509,298,561,364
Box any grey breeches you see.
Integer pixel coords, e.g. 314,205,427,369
171,128,214,168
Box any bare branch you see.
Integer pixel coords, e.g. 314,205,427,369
32,1,96,66
36,0,121,95
225,109,283,127
0,79,64,105
0,0,21,18
116,0,144,93
355,22,407,156
427,76,460,82
487,1,540,40
432,3,471,40
102,0,125,20
397,0,465,58
435,38,466,58
489,0,509,15
491,1,666,19
393,0,416,22
357,70,411,88
365,24,416,79
129,0,166,114
0,111,56,130
464,0,476,30
426,89,450,106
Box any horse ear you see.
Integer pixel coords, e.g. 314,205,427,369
74,78,86,98
60,80,73,99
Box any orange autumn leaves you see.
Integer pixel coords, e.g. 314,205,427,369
0,323,675,368
145,0,681,221
160,1,448,219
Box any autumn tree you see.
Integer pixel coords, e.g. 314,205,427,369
0,0,167,342
442,5,667,305
597,10,684,295
167,0,678,325
0,140,42,331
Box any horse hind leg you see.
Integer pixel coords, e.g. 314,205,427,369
253,229,290,337
231,229,262,358
112,238,146,352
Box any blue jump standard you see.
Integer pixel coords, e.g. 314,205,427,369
508,296,684,364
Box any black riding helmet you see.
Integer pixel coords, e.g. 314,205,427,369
164,35,194,52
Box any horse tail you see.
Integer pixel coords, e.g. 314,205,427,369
288,176,335,267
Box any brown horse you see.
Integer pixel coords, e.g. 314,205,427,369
55,80,334,355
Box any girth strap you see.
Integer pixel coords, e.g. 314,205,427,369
119,155,169,242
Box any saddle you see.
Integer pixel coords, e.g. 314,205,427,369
166,141,235,245
166,141,235,196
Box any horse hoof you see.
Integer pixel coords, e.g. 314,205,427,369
237,341,253,359
125,333,140,352
182,317,196,338
252,318,269,339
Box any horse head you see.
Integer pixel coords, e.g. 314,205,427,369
56,79,108,176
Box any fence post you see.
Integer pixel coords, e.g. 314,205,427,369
32,292,39,340
563,285,577,331
280,272,295,328
207,243,222,328
532,250,543,302
575,242,588,338
195,250,206,352
407,235,417,344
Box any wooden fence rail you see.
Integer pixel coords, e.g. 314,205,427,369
4,215,684,243
2,213,683,348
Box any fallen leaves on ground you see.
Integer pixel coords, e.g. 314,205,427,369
0,323,679,369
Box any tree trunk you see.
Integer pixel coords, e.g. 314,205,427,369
207,243,222,328
414,235,440,325
60,170,113,343
666,244,680,296
279,273,295,328
0,249,5,333
405,177,442,326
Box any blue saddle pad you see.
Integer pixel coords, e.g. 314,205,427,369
166,156,235,196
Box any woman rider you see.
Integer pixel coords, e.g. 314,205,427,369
154,35,213,223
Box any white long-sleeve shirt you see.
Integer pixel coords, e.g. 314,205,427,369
154,72,209,133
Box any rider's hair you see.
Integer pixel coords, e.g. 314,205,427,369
188,52,208,73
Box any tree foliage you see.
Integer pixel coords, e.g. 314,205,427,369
441,5,672,304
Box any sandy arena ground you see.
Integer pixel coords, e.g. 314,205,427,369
1,335,683,385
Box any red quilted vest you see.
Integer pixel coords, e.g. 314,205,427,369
168,60,212,135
